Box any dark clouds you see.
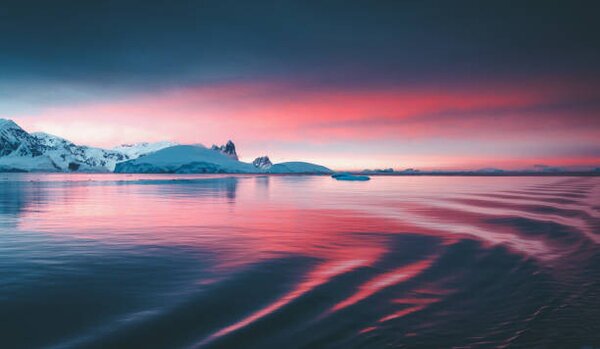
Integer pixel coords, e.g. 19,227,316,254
1,0,599,89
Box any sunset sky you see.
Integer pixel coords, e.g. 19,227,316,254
1,0,599,170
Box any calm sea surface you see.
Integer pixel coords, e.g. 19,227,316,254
1,174,599,348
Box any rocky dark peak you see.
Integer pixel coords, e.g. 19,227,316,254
211,140,238,160
253,156,273,169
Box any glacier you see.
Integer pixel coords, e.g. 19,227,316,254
115,145,333,174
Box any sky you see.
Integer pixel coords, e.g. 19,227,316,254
1,0,599,170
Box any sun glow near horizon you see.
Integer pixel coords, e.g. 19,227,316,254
11,78,600,171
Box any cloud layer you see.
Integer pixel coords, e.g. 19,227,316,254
1,0,599,170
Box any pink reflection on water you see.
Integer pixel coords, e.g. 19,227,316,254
379,305,428,323
16,177,411,274
13,174,589,269
378,297,440,323
358,326,377,334
330,257,436,313
5,174,599,347
195,257,379,347
12,174,598,270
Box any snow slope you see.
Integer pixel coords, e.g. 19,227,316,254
0,119,174,172
31,132,128,172
115,145,333,174
268,161,333,174
0,155,60,172
113,141,178,159
114,145,258,173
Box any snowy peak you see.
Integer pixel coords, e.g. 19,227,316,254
1,119,135,172
211,140,238,160
253,156,273,169
0,118,43,157
0,119,179,172
0,118,21,131
31,132,74,148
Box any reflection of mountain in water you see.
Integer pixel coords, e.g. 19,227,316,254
0,176,239,222
254,176,270,199
0,177,49,230
0,177,48,216
127,177,239,201
0,181,29,216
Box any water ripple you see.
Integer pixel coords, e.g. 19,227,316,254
0,174,598,348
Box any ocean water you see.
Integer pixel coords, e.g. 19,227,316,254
1,174,599,349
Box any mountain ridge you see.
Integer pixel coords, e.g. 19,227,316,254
0,119,332,174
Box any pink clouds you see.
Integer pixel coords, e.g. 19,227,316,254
14,78,600,170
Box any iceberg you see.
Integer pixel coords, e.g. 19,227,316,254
332,173,370,181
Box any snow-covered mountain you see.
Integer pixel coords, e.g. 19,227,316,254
115,145,256,173
1,119,333,174
115,145,333,174
113,141,178,159
30,132,129,172
0,119,173,172
0,119,44,157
